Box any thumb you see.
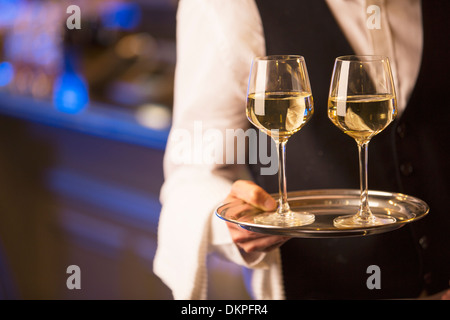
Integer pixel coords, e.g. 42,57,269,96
230,180,277,211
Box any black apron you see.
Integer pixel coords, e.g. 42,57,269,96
251,0,450,299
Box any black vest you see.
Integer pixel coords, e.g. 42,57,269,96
253,0,450,299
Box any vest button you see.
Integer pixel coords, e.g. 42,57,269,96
400,162,413,176
419,236,429,249
396,123,406,138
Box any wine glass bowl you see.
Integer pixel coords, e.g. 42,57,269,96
328,55,398,228
246,55,315,227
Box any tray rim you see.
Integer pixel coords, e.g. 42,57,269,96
215,188,430,238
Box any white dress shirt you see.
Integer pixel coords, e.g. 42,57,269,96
153,0,422,300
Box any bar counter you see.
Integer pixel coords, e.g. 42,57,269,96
0,92,172,299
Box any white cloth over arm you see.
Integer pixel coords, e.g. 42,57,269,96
153,0,284,300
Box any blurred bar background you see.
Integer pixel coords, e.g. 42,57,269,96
0,0,248,300
0,0,175,300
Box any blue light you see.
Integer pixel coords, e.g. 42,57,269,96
0,62,14,86
101,2,141,30
0,0,22,28
53,72,89,114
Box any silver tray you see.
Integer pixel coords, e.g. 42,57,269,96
215,189,429,238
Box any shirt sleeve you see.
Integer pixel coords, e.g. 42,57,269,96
153,0,267,300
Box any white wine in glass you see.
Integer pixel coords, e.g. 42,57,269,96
328,55,398,228
247,91,313,141
328,94,396,142
246,55,315,227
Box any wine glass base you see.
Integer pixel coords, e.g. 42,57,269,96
333,213,396,229
253,211,315,227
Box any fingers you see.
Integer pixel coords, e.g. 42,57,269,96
441,283,450,300
226,221,265,242
236,233,289,253
224,180,289,253
229,180,277,211
441,290,450,300
226,222,290,253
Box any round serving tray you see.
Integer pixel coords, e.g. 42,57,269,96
215,189,429,238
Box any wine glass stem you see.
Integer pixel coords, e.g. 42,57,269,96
357,141,372,220
275,139,290,215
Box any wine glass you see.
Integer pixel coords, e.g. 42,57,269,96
246,55,315,227
327,55,398,228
